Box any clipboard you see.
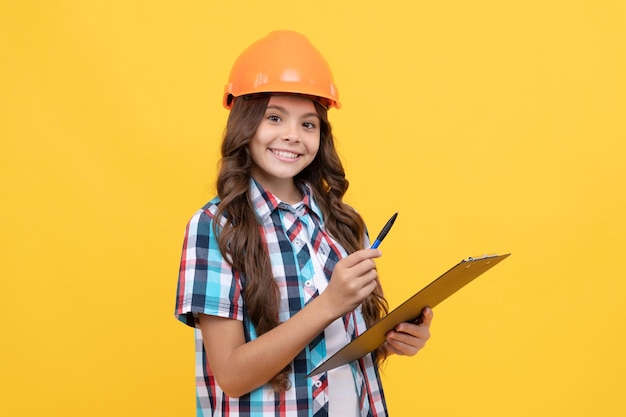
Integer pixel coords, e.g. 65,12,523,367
307,253,511,377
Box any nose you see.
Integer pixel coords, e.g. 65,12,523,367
281,121,300,142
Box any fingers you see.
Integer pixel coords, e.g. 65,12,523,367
337,249,382,275
332,249,380,286
390,322,430,343
324,249,382,317
384,330,427,356
343,252,380,297
384,336,427,357
340,248,381,268
342,249,381,282
418,307,434,326
385,308,433,357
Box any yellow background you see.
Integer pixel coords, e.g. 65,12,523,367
2,1,625,416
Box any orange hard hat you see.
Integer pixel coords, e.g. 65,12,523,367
223,30,341,110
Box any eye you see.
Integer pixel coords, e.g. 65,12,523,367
302,121,317,129
266,114,281,123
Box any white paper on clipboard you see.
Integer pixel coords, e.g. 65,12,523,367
307,253,511,377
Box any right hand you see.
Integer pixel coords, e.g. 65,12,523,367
321,248,382,318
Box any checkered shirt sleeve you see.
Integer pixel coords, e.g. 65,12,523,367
175,199,242,327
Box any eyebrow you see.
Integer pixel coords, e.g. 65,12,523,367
266,105,320,119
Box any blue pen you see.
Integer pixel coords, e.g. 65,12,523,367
370,212,398,249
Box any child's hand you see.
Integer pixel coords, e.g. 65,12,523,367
322,248,382,318
383,307,433,357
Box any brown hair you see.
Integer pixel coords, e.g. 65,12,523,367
214,94,388,390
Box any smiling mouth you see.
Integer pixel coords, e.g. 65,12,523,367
270,149,300,159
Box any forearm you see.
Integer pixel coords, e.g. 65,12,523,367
199,294,337,397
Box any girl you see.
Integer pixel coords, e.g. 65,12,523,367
175,30,433,417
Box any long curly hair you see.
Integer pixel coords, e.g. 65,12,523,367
214,94,388,391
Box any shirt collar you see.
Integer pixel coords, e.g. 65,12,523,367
249,178,324,224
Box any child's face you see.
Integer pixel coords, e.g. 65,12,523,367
249,95,321,196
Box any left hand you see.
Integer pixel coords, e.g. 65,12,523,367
383,307,433,357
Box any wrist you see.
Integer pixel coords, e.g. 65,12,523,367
310,292,342,325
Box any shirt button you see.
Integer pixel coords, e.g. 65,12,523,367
305,280,312,287
294,239,301,246
314,380,322,388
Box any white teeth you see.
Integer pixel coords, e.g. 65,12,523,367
271,149,299,159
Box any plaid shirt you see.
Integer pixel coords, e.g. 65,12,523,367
175,179,388,416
